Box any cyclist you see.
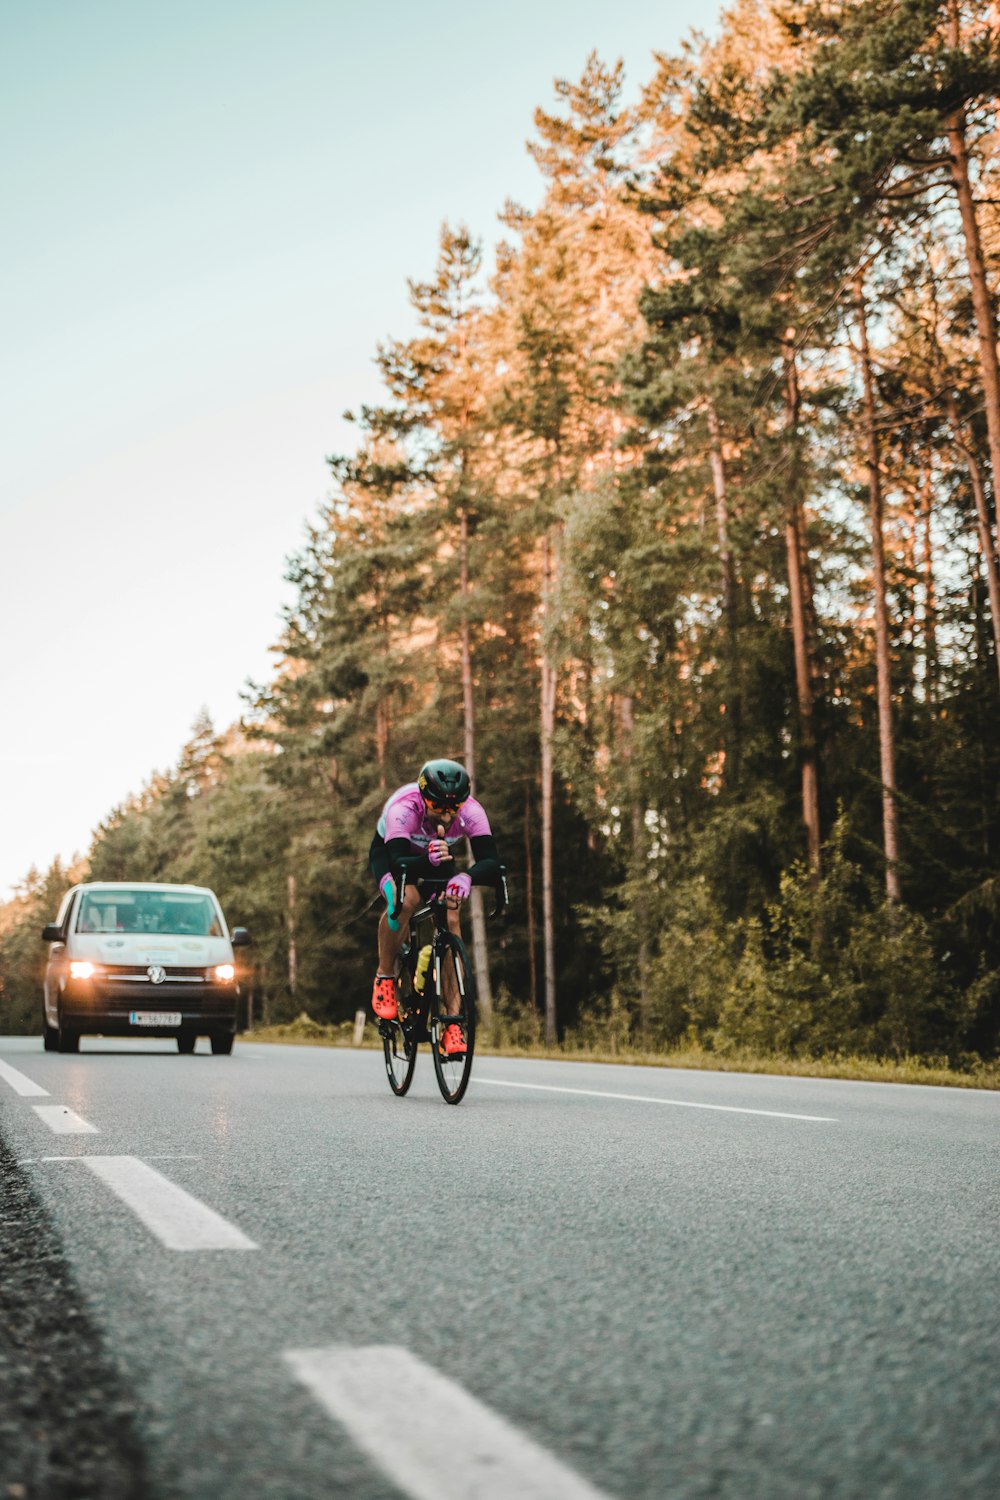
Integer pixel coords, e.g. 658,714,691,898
369,758,501,1054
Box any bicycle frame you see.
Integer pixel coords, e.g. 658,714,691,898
398,895,452,1040
403,880,477,1007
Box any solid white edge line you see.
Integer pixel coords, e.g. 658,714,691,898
31,1105,98,1135
0,1058,50,1097
285,1345,612,1500
475,1077,835,1121
79,1156,257,1251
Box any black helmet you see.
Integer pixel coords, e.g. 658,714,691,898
418,758,471,809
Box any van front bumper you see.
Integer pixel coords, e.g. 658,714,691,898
59,978,239,1035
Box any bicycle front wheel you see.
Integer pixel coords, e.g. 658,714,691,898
430,933,476,1105
381,964,417,1097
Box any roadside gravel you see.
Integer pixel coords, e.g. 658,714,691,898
0,1136,150,1500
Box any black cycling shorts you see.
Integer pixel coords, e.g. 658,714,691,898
369,833,392,884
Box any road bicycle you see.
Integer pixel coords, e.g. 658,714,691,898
378,869,507,1105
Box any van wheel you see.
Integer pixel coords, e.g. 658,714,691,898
57,1026,80,1054
43,1011,59,1051
210,1032,234,1056
177,1032,196,1054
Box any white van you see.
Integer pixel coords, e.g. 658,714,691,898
41,882,251,1054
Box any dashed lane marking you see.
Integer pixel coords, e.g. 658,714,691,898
285,1345,612,1500
16,1158,200,1170
32,1105,98,1134
18,1155,203,1164
475,1077,836,1122
0,1058,49,1097
77,1157,257,1251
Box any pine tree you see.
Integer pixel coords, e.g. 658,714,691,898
375,225,500,1016
489,53,654,1041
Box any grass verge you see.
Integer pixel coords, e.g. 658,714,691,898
242,1013,1000,1089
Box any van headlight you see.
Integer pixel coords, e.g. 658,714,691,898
214,964,236,983
70,960,97,980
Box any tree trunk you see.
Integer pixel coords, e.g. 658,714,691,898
964,455,1000,692
459,506,494,1023
900,482,920,707
706,395,742,790
618,694,650,1035
782,334,822,879
945,23,1000,554
855,281,902,905
540,529,558,1046
287,873,298,998
943,391,1000,692
972,559,994,862
524,782,538,1012
374,701,388,794
920,470,940,705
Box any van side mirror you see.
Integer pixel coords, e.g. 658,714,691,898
42,924,64,942
230,927,252,947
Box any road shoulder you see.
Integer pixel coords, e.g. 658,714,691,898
0,1133,150,1500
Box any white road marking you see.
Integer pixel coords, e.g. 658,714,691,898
79,1157,257,1251
475,1077,835,1122
285,1345,611,1500
0,1058,49,1097
27,1154,200,1164
32,1105,98,1134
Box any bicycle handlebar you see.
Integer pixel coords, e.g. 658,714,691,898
395,866,508,921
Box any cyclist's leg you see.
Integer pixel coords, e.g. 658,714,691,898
377,883,421,976
432,923,475,1074
369,834,393,937
370,836,420,1018
440,897,464,1009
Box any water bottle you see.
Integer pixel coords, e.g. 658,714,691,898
414,944,433,995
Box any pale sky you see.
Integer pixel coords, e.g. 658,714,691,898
2,0,713,898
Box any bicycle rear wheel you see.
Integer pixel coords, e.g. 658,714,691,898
381,965,417,1096
430,933,476,1105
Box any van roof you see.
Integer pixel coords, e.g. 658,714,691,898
72,882,216,895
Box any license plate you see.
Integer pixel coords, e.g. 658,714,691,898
130,1012,182,1027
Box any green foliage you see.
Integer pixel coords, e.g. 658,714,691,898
716,825,957,1058
0,861,76,1033
634,815,975,1062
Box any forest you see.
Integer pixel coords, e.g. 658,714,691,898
3,1,999,1071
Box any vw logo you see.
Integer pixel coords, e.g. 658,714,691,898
147,965,166,985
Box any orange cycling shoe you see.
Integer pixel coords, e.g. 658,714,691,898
372,975,398,1020
441,1023,466,1057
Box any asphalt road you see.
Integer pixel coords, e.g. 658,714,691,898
1,1034,998,1499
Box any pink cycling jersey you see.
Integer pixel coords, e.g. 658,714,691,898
376,784,492,848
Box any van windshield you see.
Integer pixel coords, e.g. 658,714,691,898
76,890,223,938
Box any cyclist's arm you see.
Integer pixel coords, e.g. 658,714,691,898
467,833,501,886
381,829,500,888
385,837,437,884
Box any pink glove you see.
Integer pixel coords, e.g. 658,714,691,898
428,823,452,867
446,872,472,903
